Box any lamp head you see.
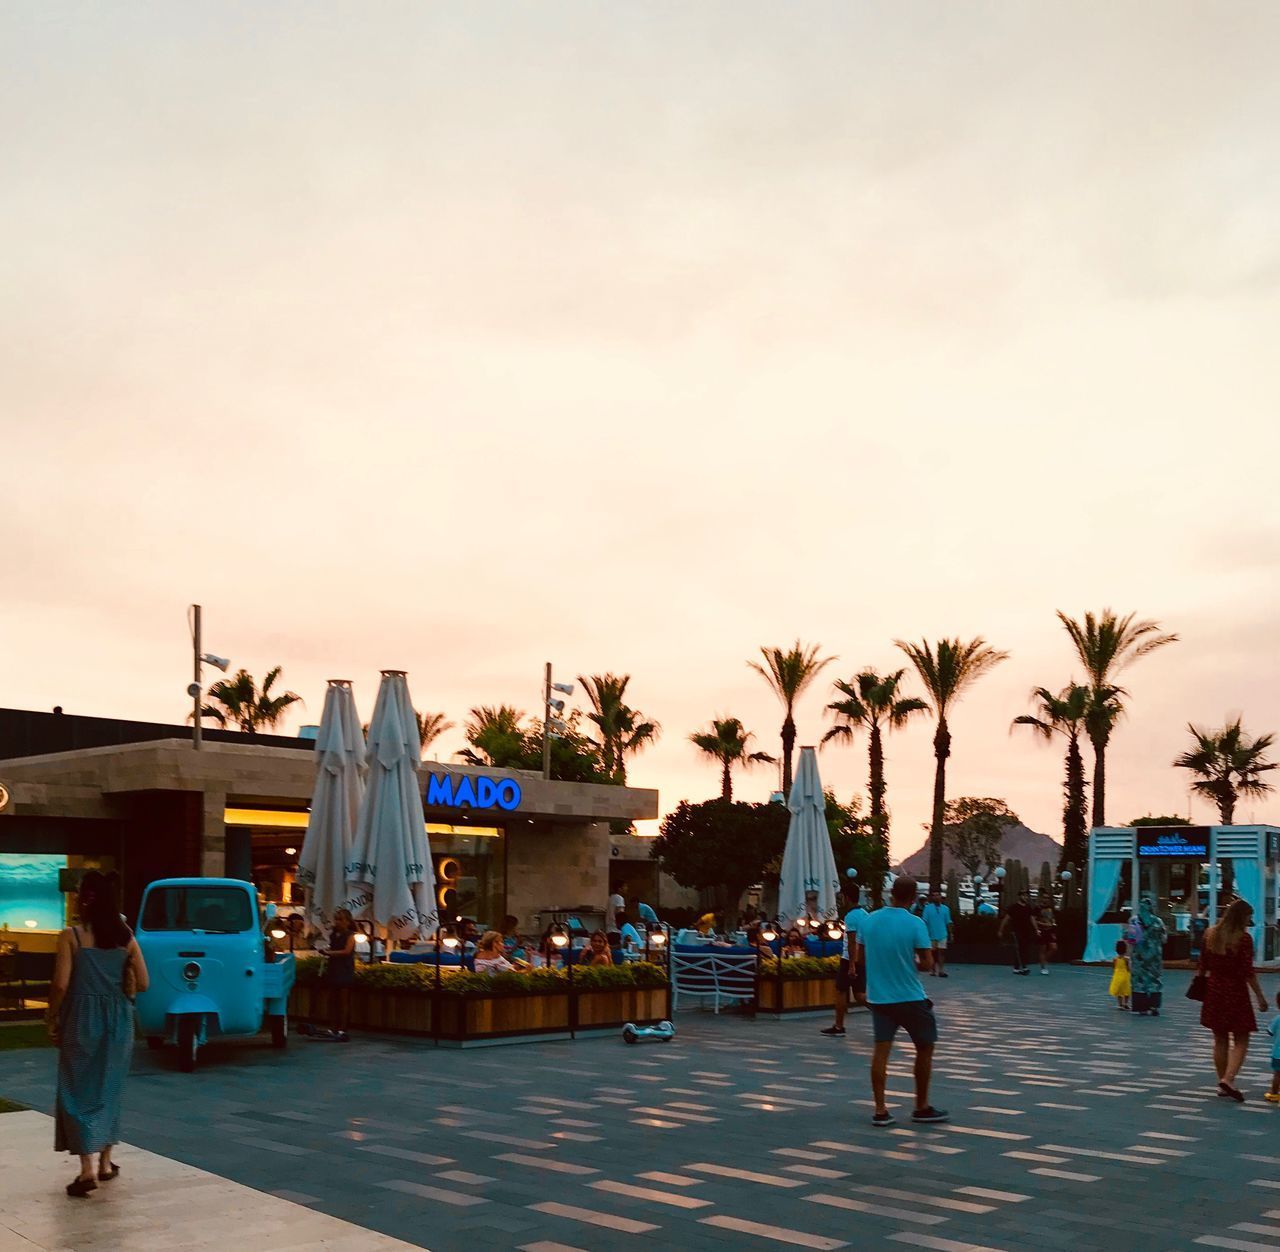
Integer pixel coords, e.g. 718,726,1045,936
269,927,286,940
824,920,844,941
551,681,574,696
549,922,569,948
648,929,667,947
547,696,565,713
201,653,230,673
760,922,779,943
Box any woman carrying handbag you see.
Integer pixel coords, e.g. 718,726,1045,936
48,871,149,1197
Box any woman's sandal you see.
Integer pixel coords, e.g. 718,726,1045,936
66,1176,97,1198
98,1164,120,1181
1218,1081,1245,1103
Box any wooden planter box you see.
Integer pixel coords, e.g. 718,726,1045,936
292,984,435,1034
435,991,571,1040
757,976,837,1013
292,981,671,1043
575,986,669,1028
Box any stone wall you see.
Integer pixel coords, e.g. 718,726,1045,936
504,820,612,934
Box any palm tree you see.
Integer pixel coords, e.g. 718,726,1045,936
1173,718,1278,823
822,669,927,882
197,667,302,733
577,673,661,783
458,705,526,767
1012,683,1103,872
897,637,1009,890
690,717,776,801
748,641,835,794
416,711,454,757
1058,609,1178,827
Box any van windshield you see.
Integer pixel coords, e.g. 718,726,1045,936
141,886,255,933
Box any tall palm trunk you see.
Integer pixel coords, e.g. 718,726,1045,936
1062,730,1088,871
721,759,733,802
781,714,797,794
1089,731,1107,828
867,724,890,894
928,718,951,891
1220,785,1236,824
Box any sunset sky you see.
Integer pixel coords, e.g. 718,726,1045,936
3,4,1278,859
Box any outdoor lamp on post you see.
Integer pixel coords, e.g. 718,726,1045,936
758,918,782,1013
548,922,574,1038
647,926,668,977
435,924,459,992
993,866,1007,913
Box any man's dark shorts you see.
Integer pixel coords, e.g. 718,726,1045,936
835,958,867,997
869,998,938,1045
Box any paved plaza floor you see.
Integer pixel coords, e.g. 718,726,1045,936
2,965,1279,1252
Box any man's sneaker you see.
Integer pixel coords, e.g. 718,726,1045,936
819,1025,845,1037
1040,968,1049,975
911,1106,949,1124
871,1111,895,1127
937,971,949,978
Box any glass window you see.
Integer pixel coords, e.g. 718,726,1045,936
141,886,254,933
433,831,505,928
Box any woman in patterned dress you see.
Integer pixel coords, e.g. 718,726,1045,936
49,871,149,1197
1130,896,1167,1016
1200,897,1268,1102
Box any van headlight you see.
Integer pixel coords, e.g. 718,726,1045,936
183,962,201,981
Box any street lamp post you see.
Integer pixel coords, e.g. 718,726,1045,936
759,918,781,1014
549,922,573,1038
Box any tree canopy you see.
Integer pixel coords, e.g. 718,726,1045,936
939,796,1020,879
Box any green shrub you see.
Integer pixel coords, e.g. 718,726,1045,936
296,956,669,996
758,955,839,981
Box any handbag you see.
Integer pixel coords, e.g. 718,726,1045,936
1186,973,1206,1001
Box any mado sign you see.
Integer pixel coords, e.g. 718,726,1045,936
426,772,522,812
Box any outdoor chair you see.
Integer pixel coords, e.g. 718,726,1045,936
670,944,758,1014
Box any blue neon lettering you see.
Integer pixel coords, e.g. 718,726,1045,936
424,773,522,811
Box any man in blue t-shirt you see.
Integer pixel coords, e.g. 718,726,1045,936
855,875,948,1127
820,886,869,1037
921,889,954,978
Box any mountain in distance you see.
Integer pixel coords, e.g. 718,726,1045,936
894,822,1063,878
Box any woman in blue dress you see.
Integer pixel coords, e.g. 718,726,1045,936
49,871,149,1197
1130,896,1167,1016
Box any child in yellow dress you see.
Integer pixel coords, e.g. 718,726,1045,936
1109,940,1131,1010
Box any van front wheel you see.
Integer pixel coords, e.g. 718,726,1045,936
177,1016,198,1073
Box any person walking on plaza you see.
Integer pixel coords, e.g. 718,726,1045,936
999,891,1038,975
856,875,947,1127
1199,897,1268,1102
921,888,953,978
317,907,358,1042
821,886,869,1037
1130,896,1167,1015
1265,993,1280,1104
49,870,149,1198
1034,901,1058,974
1109,940,1131,1010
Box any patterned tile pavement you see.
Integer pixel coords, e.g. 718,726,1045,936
2,965,1279,1251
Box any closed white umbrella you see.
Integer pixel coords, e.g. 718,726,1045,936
296,680,366,932
346,671,438,941
777,746,839,926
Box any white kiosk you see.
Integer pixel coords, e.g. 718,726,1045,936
1084,824,1280,963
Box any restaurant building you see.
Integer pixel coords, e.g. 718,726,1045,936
0,707,679,950
1083,823,1280,962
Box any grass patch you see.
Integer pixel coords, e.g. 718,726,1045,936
0,1023,52,1051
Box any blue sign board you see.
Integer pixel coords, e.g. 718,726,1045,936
425,773,522,812
1136,827,1209,858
